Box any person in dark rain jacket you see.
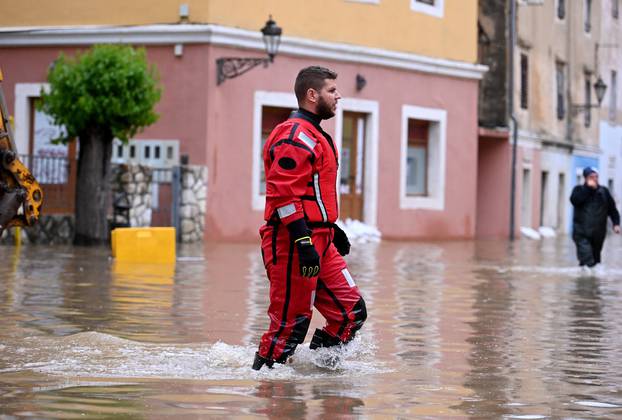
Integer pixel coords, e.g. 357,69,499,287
570,167,621,267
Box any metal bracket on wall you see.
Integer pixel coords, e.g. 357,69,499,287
216,57,269,85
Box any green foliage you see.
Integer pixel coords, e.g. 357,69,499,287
39,44,161,143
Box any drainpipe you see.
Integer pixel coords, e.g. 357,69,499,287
508,0,518,241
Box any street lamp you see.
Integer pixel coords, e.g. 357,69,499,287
571,76,608,115
216,16,282,85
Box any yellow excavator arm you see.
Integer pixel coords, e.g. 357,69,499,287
0,68,43,235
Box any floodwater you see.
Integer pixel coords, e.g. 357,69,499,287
2,236,622,418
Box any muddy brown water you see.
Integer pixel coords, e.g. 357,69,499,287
1,236,622,418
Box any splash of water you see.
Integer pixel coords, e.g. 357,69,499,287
1,331,390,381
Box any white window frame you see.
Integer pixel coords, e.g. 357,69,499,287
14,83,49,154
410,0,444,18
334,98,380,227
400,105,447,211
251,91,298,211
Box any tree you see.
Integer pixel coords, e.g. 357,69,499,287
40,45,161,245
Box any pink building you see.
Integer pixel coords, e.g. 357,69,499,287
0,24,486,241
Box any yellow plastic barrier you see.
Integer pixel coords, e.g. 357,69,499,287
111,227,176,264
111,228,117,258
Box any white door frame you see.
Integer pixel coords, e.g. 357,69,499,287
14,83,49,153
334,98,380,227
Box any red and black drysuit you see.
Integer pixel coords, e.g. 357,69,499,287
254,109,366,368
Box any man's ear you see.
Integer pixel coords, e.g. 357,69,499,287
306,88,318,104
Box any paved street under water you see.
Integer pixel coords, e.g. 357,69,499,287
1,236,622,418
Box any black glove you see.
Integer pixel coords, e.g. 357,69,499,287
332,224,350,256
295,236,320,277
288,218,320,277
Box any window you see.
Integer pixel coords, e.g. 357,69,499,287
259,106,294,194
400,105,447,210
557,0,565,19
410,0,444,18
29,99,69,184
585,0,592,32
521,168,532,227
520,53,529,109
540,171,549,227
406,120,429,196
557,173,565,228
614,0,619,18
584,73,592,127
556,62,566,120
610,70,618,121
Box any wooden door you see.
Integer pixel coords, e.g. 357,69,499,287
339,112,366,221
29,98,77,215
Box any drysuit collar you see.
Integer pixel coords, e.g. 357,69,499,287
293,108,322,129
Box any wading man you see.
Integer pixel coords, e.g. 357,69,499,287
253,66,367,370
570,167,620,268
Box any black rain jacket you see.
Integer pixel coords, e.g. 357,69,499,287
570,184,620,237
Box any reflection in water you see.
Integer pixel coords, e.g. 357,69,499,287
455,268,514,418
110,261,175,341
253,381,308,418
2,236,622,417
564,276,606,387
393,244,443,369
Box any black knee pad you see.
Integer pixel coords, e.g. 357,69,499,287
352,297,367,328
280,315,311,360
343,298,367,344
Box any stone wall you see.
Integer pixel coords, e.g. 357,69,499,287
1,163,208,245
180,165,207,243
0,214,74,245
111,164,153,227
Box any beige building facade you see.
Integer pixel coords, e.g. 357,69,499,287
515,0,606,234
477,0,619,238
598,0,622,207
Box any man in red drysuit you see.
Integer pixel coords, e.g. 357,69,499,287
252,66,367,370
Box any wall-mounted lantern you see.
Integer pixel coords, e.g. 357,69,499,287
216,16,282,85
571,76,607,115
356,74,367,92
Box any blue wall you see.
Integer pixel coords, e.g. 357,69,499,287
573,155,600,175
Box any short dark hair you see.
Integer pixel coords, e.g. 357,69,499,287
294,66,338,103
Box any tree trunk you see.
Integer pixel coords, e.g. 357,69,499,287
73,127,114,245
